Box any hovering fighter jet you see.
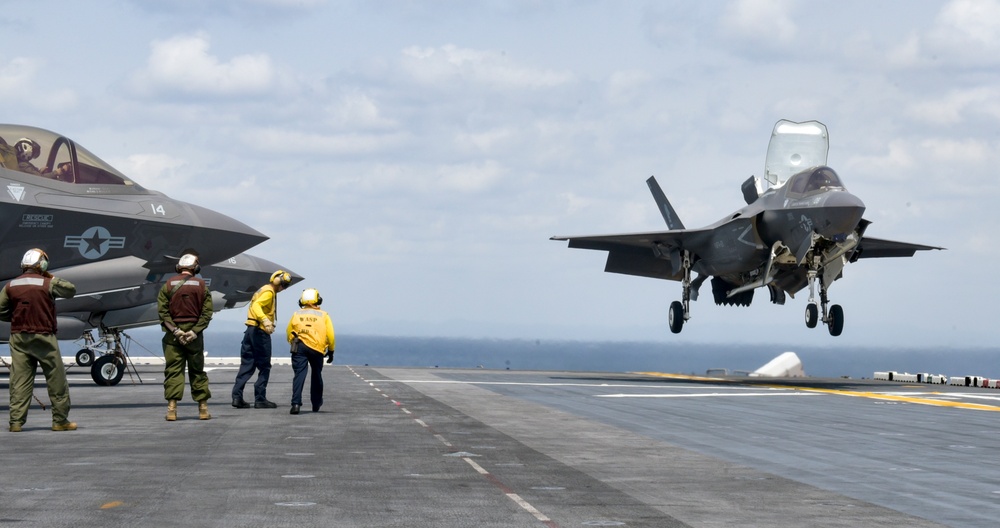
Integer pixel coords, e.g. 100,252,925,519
552,120,942,336
0,124,301,383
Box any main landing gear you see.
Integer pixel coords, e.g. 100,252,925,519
804,267,844,336
668,251,694,334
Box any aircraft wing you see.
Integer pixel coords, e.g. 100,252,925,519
551,228,715,280
854,237,944,259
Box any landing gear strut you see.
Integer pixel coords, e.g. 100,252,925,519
668,251,693,334
805,262,844,336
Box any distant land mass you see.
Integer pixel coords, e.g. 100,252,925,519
72,328,999,380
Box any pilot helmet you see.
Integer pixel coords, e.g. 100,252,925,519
298,288,323,308
270,270,292,288
176,253,200,274
21,248,49,272
14,138,40,162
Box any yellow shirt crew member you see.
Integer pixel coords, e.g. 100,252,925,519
285,288,335,414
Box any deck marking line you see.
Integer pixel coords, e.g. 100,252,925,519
461,458,557,525
770,385,1000,412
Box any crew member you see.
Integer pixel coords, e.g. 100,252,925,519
231,270,291,409
157,253,213,421
0,249,77,432
286,288,335,414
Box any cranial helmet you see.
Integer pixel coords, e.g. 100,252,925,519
298,288,323,308
176,253,200,274
21,248,49,272
270,270,292,288
14,138,40,162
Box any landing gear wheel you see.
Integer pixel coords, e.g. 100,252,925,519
827,304,844,337
91,355,125,386
668,301,685,334
75,349,95,367
805,304,818,329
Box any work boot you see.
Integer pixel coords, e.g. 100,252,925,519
312,404,321,412
9,423,22,432
166,399,177,421
254,399,277,409
290,404,300,415
52,422,78,431
199,400,211,420
232,398,250,409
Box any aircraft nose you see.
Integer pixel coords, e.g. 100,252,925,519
821,191,866,237
184,203,269,264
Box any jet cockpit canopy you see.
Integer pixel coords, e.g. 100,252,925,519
786,166,845,196
764,120,829,187
0,124,143,190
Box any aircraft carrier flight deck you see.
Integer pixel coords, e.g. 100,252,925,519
2,363,998,527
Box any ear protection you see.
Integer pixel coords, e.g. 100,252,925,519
270,270,292,287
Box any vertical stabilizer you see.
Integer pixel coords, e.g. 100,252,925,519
646,176,685,230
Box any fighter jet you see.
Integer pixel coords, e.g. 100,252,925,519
0,124,302,383
552,120,942,336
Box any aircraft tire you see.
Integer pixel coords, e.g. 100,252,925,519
91,355,125,386
805,303,818,328
828,304,844,337
668,301,684,334
76,349,95,367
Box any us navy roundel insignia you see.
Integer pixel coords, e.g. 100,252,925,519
64,226,127,259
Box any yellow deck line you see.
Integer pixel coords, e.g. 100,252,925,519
635,372,1000,412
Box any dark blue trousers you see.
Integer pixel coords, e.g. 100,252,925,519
231,326,272,402
291,346,325,410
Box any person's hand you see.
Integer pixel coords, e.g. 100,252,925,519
180,330,197,345
326,351,334,364
261,318,275,334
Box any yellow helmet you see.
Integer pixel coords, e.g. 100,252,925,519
298,288,322,307
270,270,291,288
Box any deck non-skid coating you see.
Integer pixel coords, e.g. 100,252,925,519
1,364,984,527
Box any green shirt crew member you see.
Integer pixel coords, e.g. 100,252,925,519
0,249,77,432
157,253,213,421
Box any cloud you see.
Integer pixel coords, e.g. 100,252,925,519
888,0,1000,68
129,33,278,97
399,44,575,90
720,0,798,45
907,87,1000,124
242,127,408,157
0,57,77,111
325,91,398,131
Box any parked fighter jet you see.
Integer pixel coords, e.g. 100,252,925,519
552,120,942,336
0,124,301,383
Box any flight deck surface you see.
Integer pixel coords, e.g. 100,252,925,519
2,364,997,527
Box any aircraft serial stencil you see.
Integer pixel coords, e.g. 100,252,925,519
552,120,942,336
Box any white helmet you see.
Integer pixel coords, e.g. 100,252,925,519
14,138,40,162
298,288,322,307
21,248,49,272
176,253,200,273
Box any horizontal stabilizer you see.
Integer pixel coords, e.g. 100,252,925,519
854,237,944,259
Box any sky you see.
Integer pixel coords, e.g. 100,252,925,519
1,0,996,349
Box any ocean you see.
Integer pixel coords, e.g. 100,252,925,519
102,328,998,380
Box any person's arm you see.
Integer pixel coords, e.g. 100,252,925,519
49,277,76,299
0,286,11,323
192,284,213,334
